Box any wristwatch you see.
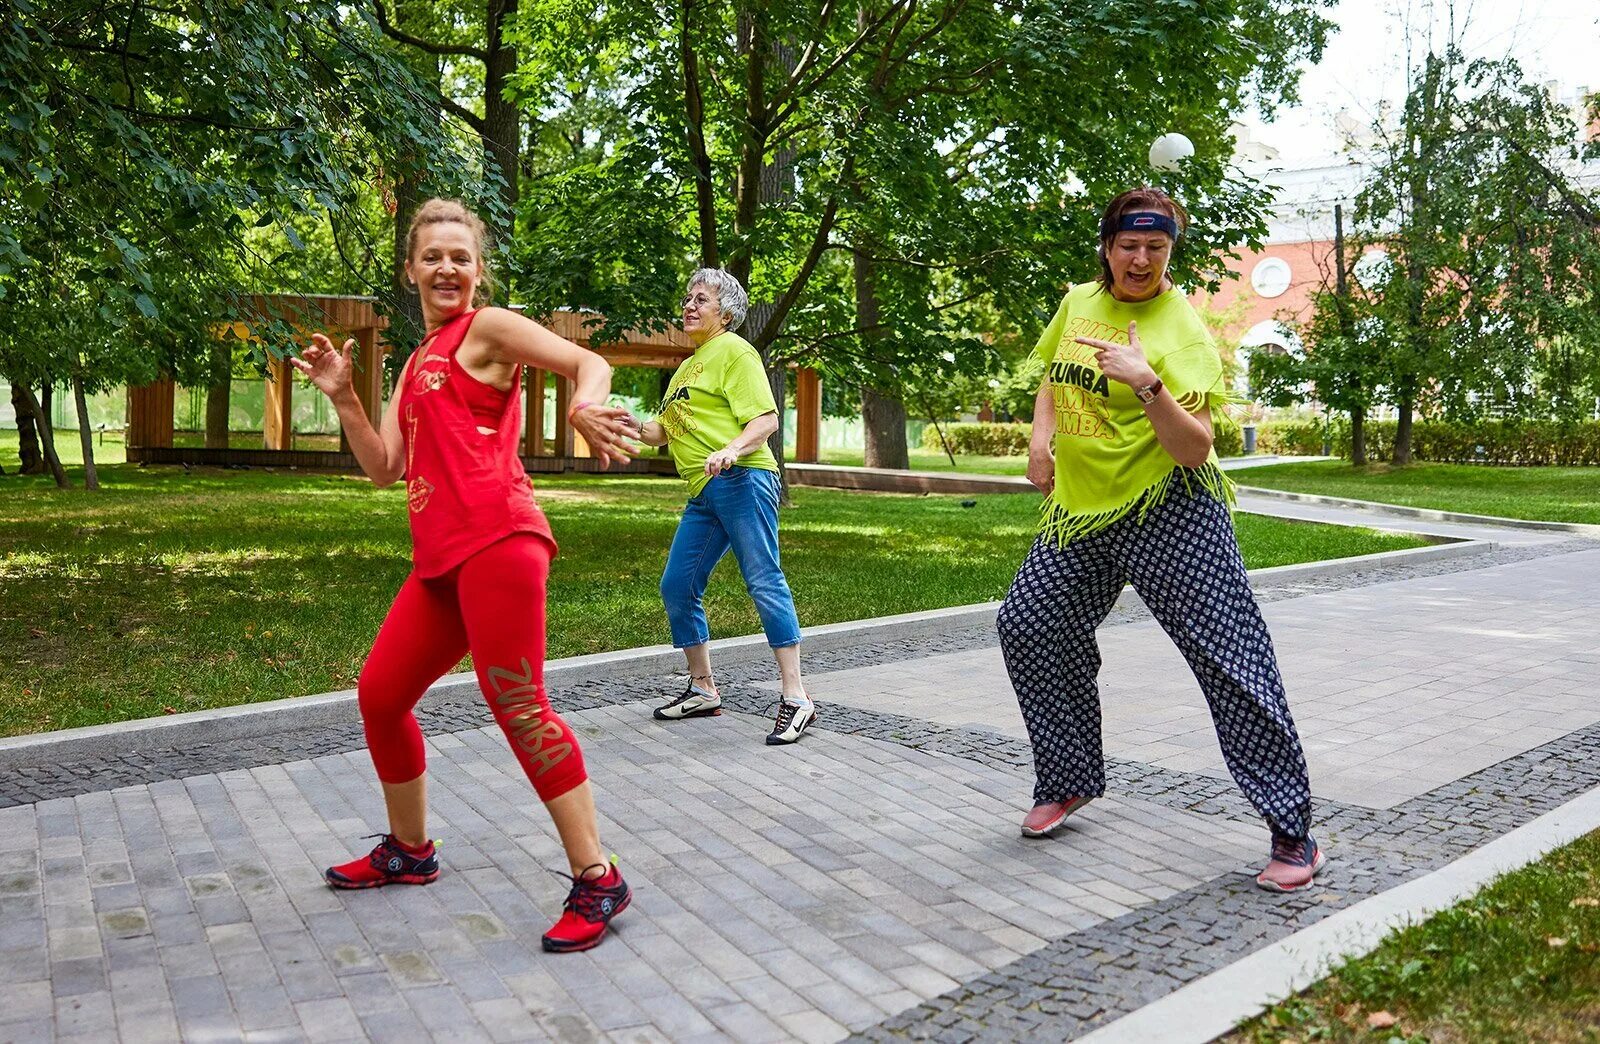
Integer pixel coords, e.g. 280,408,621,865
1134,378,1164,405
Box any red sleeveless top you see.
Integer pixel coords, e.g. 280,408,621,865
399,309,555,578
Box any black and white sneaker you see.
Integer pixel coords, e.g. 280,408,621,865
766,700,816,745
653,682,722,720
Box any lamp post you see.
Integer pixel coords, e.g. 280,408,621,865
1149,132,1195,172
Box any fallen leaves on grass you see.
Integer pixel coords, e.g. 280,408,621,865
1570,897,1600,907
1548,937,1569,948
1367,1010,1398,1029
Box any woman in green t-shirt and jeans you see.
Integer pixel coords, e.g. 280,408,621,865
631,269,815,746
997,187,1325,892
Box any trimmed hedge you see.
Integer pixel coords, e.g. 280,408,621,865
918,417,1600,464
922,419,1314,459
1213,424,1242,458
1256,421,1328,457
1330,420,1600,466
919,422,1031,456
1217,421,1322,457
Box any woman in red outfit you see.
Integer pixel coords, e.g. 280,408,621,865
295,198,638,953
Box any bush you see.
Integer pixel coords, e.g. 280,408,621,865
1257,421,1328,456
913,416,1600,465
1213,424,1242,458
1329,419,1600,465
920,422,1031,456
920,419,1319,460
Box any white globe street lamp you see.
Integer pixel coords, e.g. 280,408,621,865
1148,132,1195,172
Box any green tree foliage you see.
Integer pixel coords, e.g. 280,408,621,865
1251,206,1384,464
1257,53,1600,465
0,0,475,484
369,0,526,276
508,0,1335,467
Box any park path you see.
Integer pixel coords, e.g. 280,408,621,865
1,492,1597,1043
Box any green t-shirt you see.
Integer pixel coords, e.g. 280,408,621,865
659,331,780,497
1032,282,1235,546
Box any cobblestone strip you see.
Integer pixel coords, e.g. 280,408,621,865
1,537,1587,810
704,684,1321,829
850,711,1600,1040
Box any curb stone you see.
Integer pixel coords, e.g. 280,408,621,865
1237,484,1600,537
1076,782,1600,1044
0,537,1490,772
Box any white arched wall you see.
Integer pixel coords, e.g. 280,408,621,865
1235,320,1305,398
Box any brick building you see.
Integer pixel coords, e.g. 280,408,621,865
1191,92,1599,403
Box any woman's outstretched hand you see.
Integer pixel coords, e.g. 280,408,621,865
571,405,640,469
291,334,355,401
1074,319,1158,389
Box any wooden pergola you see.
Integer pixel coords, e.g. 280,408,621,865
126,294,823,470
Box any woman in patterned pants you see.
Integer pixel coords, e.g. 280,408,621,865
996,186,1325,892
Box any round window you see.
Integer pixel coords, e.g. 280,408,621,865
1250,257,1292,299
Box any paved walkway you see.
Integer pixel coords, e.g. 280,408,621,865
2,498,1598,1042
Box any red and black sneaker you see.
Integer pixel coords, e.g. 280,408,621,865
325,834,440,889
541,857,630,953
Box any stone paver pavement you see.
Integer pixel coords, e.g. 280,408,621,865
2,496,1598,1042
1,711,1258,1043
776,549,1600,809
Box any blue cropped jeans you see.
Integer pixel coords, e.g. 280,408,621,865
660,466,802,650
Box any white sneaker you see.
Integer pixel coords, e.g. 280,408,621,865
766,700,816,745
653,683,722,720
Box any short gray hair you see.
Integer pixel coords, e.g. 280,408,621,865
686,268,748,332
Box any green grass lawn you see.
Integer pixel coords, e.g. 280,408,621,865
9,428,1029,475
1232,459,1600,525
0,460,1428,737
792,448,1030,475
1231,828,1600,1043
0,428,346,469
2,426,128,468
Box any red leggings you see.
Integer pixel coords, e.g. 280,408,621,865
358,534,587,801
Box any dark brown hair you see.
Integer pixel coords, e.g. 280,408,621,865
1096,186,1189,290
406,198,495,306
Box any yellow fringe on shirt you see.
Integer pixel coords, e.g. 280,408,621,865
1038,460,1236,549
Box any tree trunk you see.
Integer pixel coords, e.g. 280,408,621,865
204,340,231,449
656,369,672,457
18,382,68,488
1395,61,1437,473
11,382,43,474
853,249,908,469
392,172,427,357
388,0,439,360
1332,202,1365,468
746,298,790,496
731,20,795,502
483,0,521,264
680,0,719,267
862,387,908,469
72,369,99,490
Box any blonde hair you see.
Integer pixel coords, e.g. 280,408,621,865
406,198,494,306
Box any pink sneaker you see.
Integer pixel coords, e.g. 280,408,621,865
1021,797,1093,838
1256,834,1327,892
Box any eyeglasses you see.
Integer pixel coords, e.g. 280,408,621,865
681,292,717,309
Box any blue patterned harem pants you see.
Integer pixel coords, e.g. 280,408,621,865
996,486,1313,840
